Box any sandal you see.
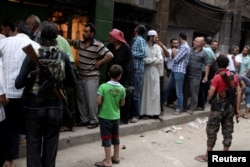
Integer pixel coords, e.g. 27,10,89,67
95,161,112,167
103,157,120,164
241,114,248,119
111,156,120,164
194,155,208,162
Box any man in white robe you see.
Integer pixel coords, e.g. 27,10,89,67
140,30,163,118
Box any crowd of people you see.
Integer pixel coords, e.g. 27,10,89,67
0,14,250,167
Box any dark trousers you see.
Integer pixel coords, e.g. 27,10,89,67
0,120,7,166
160,76,164,111
120,93,132,124
4,98,23,160
198,71,209,108
62,87,76,129
25,108,63,167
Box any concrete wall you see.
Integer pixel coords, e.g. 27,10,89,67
199,0,229,8
114,0,156,10
168,0,223,34
155,0,169,44
166,26,194,48
200,0,250,18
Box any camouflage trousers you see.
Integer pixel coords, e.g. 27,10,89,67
206,109,234,147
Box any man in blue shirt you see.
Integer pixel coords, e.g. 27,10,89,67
162,32,190,115
130,24,147,123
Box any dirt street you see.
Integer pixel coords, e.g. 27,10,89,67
16,117,250,167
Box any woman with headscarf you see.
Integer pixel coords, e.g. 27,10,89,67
107,28,134,124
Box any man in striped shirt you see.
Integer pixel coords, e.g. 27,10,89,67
68,23,113,129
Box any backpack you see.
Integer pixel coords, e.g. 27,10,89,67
209,71,236,112
38,48,65,84
31,47,66,101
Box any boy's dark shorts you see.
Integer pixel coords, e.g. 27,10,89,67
99,118,120,147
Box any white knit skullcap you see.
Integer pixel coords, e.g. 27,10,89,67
147,30,157,36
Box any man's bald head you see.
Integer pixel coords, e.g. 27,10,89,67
193,37,204,49
26,15,41,34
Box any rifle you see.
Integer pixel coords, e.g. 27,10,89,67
220,72,239,123
22,44,74,129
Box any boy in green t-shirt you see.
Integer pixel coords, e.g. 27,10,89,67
95,64,126,167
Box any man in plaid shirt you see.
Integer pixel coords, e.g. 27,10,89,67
130,24,147,123
162,32,190,115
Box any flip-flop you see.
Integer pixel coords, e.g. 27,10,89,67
194,155,208,162
111,157,120,164
103,157,120,164
241,114,248,119
95,161,112,167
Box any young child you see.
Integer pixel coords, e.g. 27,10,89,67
95,64,126,167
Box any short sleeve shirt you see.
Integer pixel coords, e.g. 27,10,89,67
97,81,126,120
211,69,239,94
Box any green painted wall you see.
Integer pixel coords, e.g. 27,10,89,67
94,0,114,82
95,0,114,44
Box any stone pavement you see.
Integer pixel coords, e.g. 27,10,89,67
19,105,212,158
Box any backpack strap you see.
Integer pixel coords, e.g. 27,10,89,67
220,72,234,90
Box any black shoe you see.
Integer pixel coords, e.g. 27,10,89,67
76,122,89,127
120,119,129,124
60,126,73,132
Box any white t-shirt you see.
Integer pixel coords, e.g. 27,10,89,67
0,59,6,122
227,54,241,72
165,48,175,70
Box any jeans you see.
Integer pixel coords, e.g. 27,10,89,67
132,70,144,118
245,86,250,107
174,72,185,110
